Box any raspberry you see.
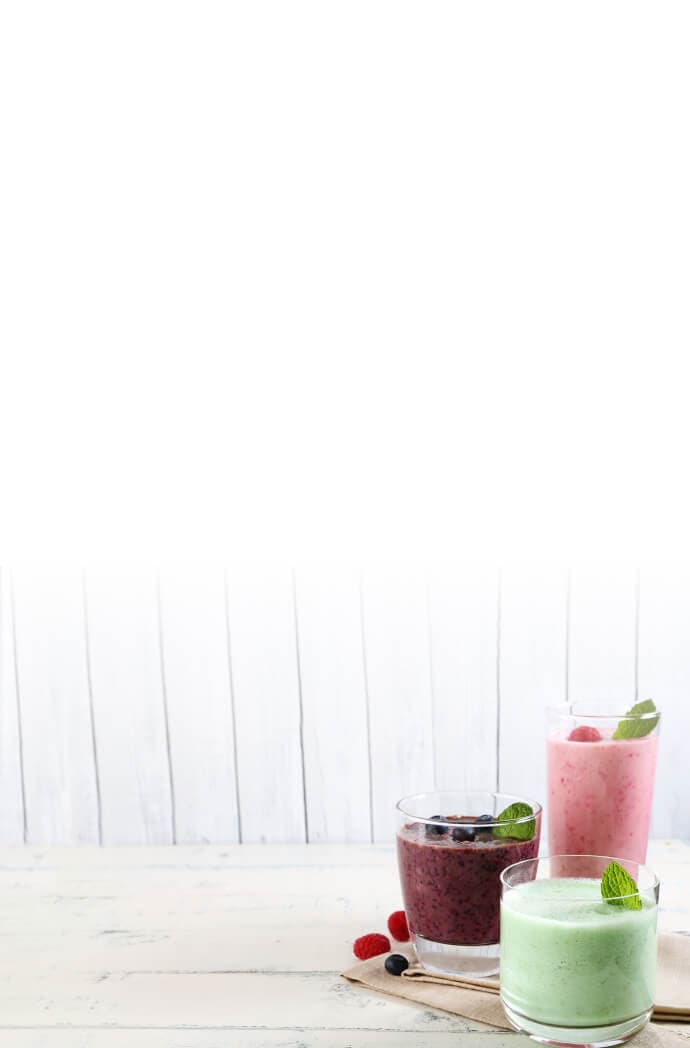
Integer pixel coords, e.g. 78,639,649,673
568,725,603,742
387,910,410,942
353,933,391,960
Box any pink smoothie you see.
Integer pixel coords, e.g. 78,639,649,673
547,730,658,863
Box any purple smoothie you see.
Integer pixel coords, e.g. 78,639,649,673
397,818,541,945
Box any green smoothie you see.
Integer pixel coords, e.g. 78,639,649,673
500,878,657,1028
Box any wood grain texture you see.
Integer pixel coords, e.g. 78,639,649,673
158,566,239,844
85,567,173,845
0,842,686,1045
568,564,638,707
428,565,499,792
361,567,434,842
0,1036,528,1048
0,561,689,847
499,564,568,822
0,1036,526,1048
0,570,24,844
0,972,474,1030
638,564,690,840
295,564,371,842
11,566,99,844
226,565,306,843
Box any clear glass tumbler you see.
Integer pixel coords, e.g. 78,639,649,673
500,854,659,1047
547,703,661,863
395,790,542,977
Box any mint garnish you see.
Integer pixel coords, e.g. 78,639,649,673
612,699,659,740
601,860,642,910
492,802,535,841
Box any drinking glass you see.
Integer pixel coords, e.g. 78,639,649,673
395,790,542,977
500,854,659,1046
547,703,660,863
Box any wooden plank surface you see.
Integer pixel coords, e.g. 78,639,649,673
638,564,690,841
568,564,638,706
0,1035,525,1048
0,971,475,1031
11,566,99,844
2,560,690,847
361,568,434,841
0,843,686,1046
226,566,306,844
428,565,500,793
158,566,239,844
295,564,371,842
0,570,25,844
84,567,174,845
499,564,568,829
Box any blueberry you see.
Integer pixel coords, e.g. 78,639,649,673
425,815,447,837
385,953,410,976
452,825,475,842
475,814,494,825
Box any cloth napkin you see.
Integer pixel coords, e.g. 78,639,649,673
342,932,690,1045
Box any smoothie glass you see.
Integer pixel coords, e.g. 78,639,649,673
547,703,660,863
396,791,542,977
500,854,659,1047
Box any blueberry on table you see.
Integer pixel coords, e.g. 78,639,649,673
452,825,475,842
475,814,494,825
385,953,410,976
425,816,448,837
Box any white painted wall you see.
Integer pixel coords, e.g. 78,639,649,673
0,563,686,845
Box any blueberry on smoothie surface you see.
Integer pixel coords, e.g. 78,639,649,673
425,815,448,838
452,825,475,842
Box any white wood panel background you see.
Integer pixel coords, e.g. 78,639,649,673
0,562,687,845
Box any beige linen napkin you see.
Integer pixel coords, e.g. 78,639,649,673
342,932,690,1042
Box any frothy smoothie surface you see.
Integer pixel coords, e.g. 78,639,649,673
397,822,539,946
547,730,658,862
500,877,657,1028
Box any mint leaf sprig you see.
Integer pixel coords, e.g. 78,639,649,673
601,860,642,911
492,802,536,841
613,699,659,740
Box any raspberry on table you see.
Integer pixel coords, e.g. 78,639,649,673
387,910,410,942
353,932,391,961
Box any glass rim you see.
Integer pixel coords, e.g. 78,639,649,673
547,702,661,722
395,790,542,828
500,853,660,900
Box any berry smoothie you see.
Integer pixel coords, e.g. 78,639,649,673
397,818,540,946
547,730,658,863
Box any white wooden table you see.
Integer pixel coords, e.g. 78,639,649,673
0,842,688,1046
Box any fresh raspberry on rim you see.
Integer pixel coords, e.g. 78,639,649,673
568,725,603,742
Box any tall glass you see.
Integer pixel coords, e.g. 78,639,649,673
500,854,659,1047
547,704,660,862
395,790,542,977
